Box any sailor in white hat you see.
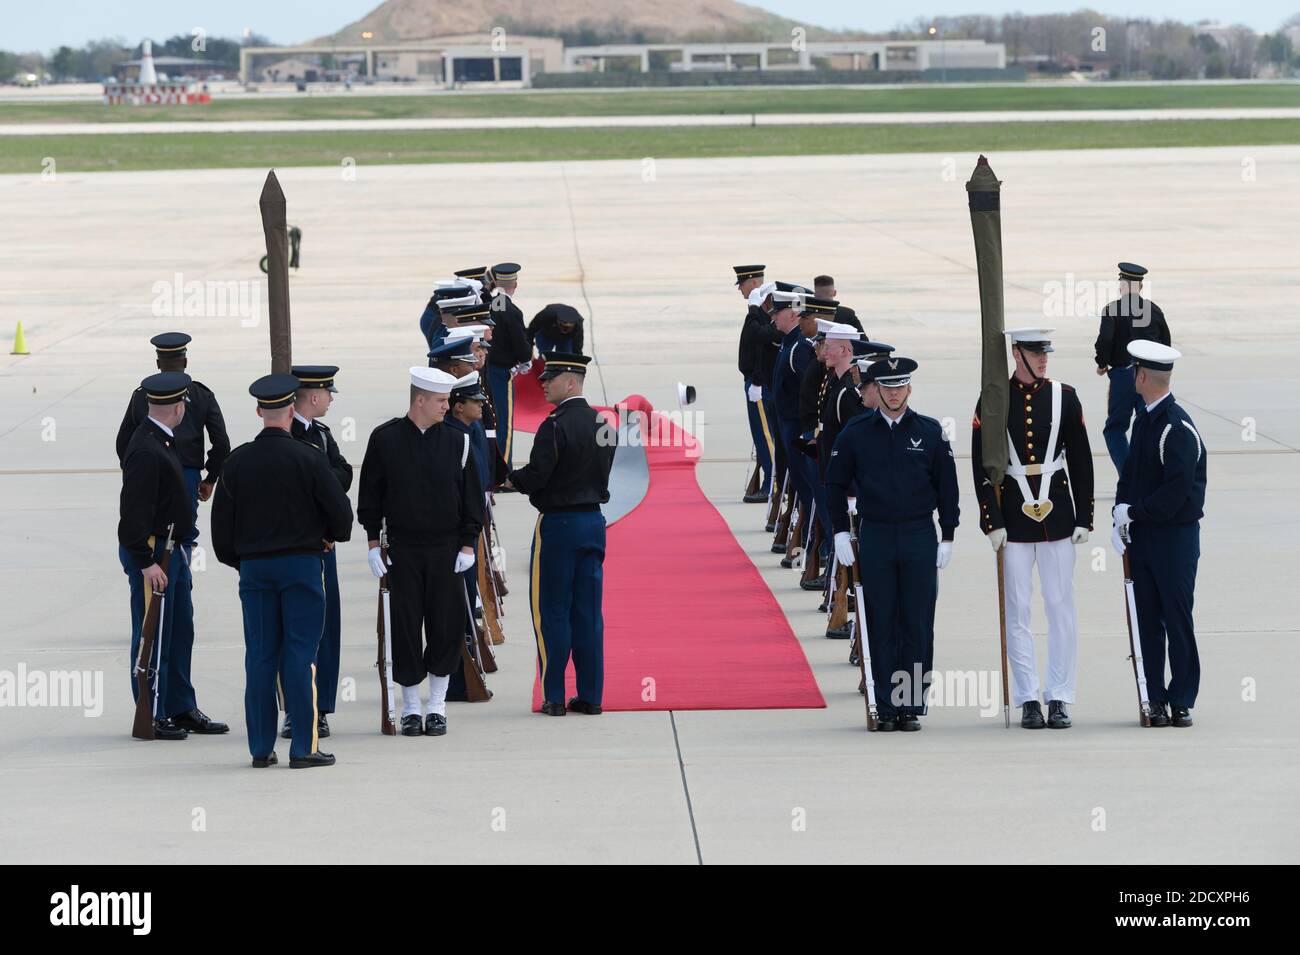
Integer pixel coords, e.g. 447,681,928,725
356,366,485,737
972,328,1095,729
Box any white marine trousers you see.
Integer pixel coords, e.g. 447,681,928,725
1002,538,1078,707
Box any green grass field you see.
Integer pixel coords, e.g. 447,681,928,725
2,82,1299,125
4,119,1298,174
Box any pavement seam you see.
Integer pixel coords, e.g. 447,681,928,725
670,711,704,865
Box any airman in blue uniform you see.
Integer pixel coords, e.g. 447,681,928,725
827,358,959,732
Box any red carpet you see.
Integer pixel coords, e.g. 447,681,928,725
521,395,825,712
511,363,551,433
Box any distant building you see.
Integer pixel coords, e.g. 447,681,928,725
115,56,231,82
563,39,1005,74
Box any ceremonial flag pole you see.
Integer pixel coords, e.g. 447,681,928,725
259,170,292,373
967,155,1011,729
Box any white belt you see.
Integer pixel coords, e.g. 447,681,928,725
1005,381,1063,522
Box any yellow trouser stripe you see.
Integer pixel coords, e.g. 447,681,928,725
503,376,515,460
755,396,775,461
310,662,319,753
529,517,547,682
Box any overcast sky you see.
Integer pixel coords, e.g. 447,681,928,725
6,1,1297,51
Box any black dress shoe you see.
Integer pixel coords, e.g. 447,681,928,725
875,717,897,732
567,697,603,715
800,574,827,591
279,718,293,740
743,492,768,503
317,714,330,738
172,708,229,734
1021,700,1046,729
251,752,278,768
289,751,336,769
152,718,188,740
1047,700,1071,729
825,624,851,640
1149,701,1171,727
779,555,795,568
898,714,922,732
400,714,424,736
425,713,447,736
1171,705,1193,727
539,701,567,716
765,522,776,534
769,542,785,553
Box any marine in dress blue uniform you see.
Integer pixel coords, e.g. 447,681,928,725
1094,263,1172,471
827,358,960,732
115,333,230,728
211,375,354,768
507,354,617,716
281,365,352,742
1112,341,1206,728
118,372,229,739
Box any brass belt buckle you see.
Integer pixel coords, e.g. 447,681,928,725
1022,463,1042,476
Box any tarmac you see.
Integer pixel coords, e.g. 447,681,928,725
1,145,1296,863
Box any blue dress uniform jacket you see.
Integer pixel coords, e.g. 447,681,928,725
1116,394,1206,709
826,408,960,721
508,397,616,707
771,328,814,423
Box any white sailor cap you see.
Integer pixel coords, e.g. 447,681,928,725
436,293,478,311
820,322,860,341
410,367,459,393
1127,340,1181,371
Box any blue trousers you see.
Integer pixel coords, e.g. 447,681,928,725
1129,523,1201,709
487,364,514,469
121,538,194,720
778,419,815,534
764,390,784,495
743,379,775,494
530,510,606,706
856,519,938,719
315,547,341,714
1103,367,1144,472
239,554,325,759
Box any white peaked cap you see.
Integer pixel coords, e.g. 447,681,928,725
410,367,459,393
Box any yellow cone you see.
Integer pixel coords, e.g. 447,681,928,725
11,321,29,355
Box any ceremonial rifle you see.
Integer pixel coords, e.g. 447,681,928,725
484,493,508,596
765,465,786,529
1121,538,1153,727
785,499,805,563
476,533,506,646
771,472,793,546
459,580,493,701
849,553,879,731
800,511,823,583
827,559,850,632
132,527,176,740
744,456,762,499
376,527,396,735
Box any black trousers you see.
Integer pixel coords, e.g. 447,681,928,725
386,541,465,685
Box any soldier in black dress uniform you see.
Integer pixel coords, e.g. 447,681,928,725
211,374,353,767
506,353,617,716
357,367,485,737
1094,262,1172,471
528,303,584,356
280,365,351,742
972,329,1094,729
119,372,229,739
812,276,863,332
735,265,775,502
485,262,533,470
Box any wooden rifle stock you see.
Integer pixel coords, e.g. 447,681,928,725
477,535,506,645
132,530,176,740
801,518,823,583
765,467,785,528
785,499,805,561
744,458,761,497
828,563,849,630
460,581,493,701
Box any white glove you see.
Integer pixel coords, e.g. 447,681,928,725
1112,503,1132,532
833,532,856,568
1071,526,1090,544
512,360,532,377
453,550,475,573
1111,525,1126,555
936,541,952,570
368,546,389,579
747,384,762,402
747,281,775,308
986,528,1007,552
